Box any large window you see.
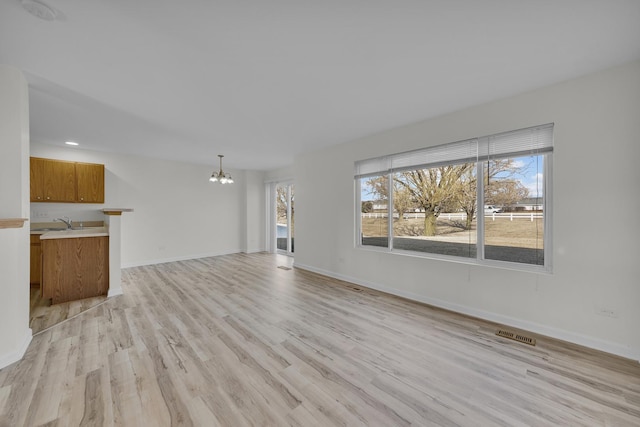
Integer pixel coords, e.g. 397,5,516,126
356,124,552,271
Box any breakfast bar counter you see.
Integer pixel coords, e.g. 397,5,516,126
35,227,110,304
36,226,109,239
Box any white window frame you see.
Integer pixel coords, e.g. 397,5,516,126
355,124,553,273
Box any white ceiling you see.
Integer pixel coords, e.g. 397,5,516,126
2,0,640,171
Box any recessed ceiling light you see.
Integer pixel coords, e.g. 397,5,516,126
65,141,79,146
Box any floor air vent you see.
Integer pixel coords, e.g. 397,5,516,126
496,329,536,346
277,266,292,270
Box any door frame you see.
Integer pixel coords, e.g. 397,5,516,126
266,181,294,256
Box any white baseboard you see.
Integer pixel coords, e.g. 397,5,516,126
0,328,32,370
294,262,639,362
243,247,267,254
107,288,123,298
121,249,243,268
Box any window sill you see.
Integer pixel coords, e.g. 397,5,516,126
356,243,552,274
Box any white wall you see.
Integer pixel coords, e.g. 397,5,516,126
244,170,266,253
293,60,640,360
265,166,294,183
0,66,32,369
30,143,262,266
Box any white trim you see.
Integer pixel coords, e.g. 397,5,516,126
294,262,639,362
244,247,267,254
357,239,551,275
107,288,124,298
387,173,394,251
286,184,293,255
272,182,295,256
544,154,553,272
265,183,274,253
0,328,32,370
121,249,243,268
354,179,360,247
476,161,486,261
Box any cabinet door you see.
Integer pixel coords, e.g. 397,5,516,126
43,159,77,202
42,236,109,304
30,158,45,201
30,234,42,285
76,163,105,203
41,239,54,300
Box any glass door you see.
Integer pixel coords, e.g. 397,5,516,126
276,183,294,255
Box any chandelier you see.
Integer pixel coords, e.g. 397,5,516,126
209,155,234,184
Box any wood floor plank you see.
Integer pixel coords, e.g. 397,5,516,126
1,252,639,426
79,369,105,426
107,349,144,426
126,345,172,426
0,386,10,419
29,287,107,335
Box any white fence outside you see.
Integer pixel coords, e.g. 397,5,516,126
361,212,543,222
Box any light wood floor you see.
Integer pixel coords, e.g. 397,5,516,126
30,286,108,334
2,253,639,426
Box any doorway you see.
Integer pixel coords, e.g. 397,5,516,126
276,183,294,255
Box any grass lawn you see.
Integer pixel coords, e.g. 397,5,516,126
361,215,544,265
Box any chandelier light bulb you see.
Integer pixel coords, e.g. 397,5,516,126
209,154,233,184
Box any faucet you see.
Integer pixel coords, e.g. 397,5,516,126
54,216,73,229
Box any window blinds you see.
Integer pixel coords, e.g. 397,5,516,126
354,156,391,178
478,123,554,161
354,123,553,178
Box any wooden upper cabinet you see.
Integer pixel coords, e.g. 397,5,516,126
30,157,104,203
76,162,105,203
31,157,76,202
43,159,77,202
30,157,45,201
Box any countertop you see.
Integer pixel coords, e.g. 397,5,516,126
0,218,28,229
32,226,109,240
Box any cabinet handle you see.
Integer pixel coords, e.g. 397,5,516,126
46,197,50,200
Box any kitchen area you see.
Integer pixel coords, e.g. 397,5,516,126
29,156,130,332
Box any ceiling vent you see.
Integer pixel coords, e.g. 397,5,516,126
22,0,57,21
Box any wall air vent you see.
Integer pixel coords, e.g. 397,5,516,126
496,329,536,346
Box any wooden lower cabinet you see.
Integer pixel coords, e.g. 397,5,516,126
30,234,42,286
41,236,109,304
